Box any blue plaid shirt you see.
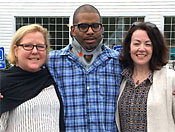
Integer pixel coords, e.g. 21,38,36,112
47,44,122,132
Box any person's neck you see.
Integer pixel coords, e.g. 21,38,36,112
133,67,151,76
84,55,93,62
71,38,103,70
132,65,152,86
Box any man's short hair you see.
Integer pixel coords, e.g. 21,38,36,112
73,4,101,24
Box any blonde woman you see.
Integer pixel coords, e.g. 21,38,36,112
0,24,65,132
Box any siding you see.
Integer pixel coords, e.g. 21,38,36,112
0,0,175,54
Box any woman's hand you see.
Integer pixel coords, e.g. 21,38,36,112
0,93,3,99
173,90,175,95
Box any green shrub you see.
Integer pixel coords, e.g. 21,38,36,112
5,54,12,69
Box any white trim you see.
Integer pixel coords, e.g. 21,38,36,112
13,13,71,17
161,13,175,32
101,13,147,17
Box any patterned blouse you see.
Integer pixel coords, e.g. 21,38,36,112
118,68,153,132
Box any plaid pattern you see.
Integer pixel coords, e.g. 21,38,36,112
47,44,122,132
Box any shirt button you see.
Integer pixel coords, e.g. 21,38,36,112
87,86,90,90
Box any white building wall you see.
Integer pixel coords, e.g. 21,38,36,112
0,0,175,54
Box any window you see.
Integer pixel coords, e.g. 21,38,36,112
164,17,175,60
16,17,69,50
16,16,144,51
102,16,144,49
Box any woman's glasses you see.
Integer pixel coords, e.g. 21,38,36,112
16,44,47,51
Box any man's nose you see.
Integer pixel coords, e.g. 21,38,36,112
86,26,94,34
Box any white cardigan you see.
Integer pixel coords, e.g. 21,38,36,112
116,67,175,132
0,85,60,132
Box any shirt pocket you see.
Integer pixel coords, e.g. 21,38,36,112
97,72,119,100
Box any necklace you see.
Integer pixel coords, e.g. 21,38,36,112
135,80,139,85
132,71,152,86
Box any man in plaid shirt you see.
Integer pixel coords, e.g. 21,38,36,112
48,4,122,132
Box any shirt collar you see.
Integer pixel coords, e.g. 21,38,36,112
121,67,153,84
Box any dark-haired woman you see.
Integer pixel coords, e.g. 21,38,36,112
116,22,175,132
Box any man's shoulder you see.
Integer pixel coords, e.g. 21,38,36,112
103,45,120,58
49,50,62,58
49,45,70,59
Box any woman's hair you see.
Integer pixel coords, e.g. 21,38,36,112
8,24,50,64
119,22,169,70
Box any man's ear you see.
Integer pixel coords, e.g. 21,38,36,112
70,32,73,38
70,26,75,37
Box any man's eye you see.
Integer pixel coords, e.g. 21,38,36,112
93,24,100,28
80,26,87,29
80,25,88,29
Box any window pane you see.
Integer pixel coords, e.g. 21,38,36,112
172,39,175,46
63,39,69,45
16,18,21,24
23,18,28,24
109,32,115,38
124,18,130,24
50,32,55,38
165,17,171,24
102,17,108,24
63,31,69,38
109,25,115,31
110,17,115,24
57,25,62,31
43,18,49,24
29,18,35,23
138,17,144,22
50,18,55,24
56,32,62,38
104,32,108,38
50,39,56,48
57,18,62,24
103,25,108,31
63,18,69,24
63,25,69,31
172,25,175,31
49,25,55,31
36,18,42,24
164,31,171,38
43,25,48,29
164,25,171,31
131,18,137,23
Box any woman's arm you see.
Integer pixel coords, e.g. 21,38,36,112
172,74,175,122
